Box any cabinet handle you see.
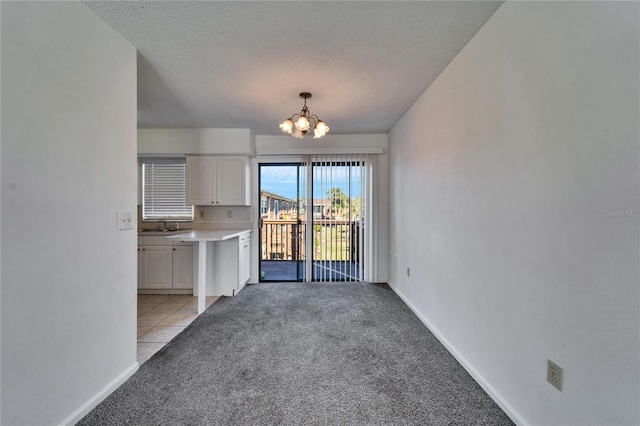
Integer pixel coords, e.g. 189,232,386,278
173,248,176,251
211,201,214,204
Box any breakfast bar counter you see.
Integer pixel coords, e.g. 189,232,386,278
165,229,251,313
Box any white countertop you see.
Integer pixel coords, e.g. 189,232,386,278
164,229,251,242
138,230,192,236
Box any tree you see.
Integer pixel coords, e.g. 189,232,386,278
328,187,347,215
350,196,363,220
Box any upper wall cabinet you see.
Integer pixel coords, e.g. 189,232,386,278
186,156,251,206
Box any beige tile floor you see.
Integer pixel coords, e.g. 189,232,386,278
137,294,219,365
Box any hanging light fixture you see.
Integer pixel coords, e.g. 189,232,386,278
279,92,330,139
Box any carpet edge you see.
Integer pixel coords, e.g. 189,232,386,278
387,282,527,426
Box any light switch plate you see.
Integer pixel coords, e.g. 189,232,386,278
118,211,134,230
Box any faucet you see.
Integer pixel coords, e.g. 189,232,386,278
160,221,178,231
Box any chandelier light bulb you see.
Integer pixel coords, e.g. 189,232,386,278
315,120,329,135
292,128,304,139
295,116,310,131
279,118,293,134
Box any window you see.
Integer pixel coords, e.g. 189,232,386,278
261,196,268,216
141,158,194,221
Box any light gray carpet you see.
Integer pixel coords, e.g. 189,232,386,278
79,283,513,425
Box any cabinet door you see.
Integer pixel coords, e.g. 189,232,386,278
241,242,251,284
187,156,215,205
137,246,143,289
217,156,249,206
142,246,173,289
172,245,193,289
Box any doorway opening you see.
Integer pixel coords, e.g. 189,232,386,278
259,164,306,281
259,156,369,282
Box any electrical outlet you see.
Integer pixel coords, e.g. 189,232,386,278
547,359,563,391
227,210,233,219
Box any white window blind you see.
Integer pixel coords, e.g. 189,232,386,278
142,159,194,221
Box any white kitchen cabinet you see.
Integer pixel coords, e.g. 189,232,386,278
141,245,173,289
172,244,193,289
186,156,250,206
239,233,251,287
138,236,193,291
137,245,143,289
209,231,251,296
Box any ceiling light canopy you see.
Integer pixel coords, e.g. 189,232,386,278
279,92,330,139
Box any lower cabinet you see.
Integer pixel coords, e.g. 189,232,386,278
138,236,193,290
211,231,251,296
137,244,144,288
172,244,194,289
239,233,251,288
141,245,173,289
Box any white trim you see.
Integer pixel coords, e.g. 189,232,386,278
138,153,256,158
59,362,138,426
138,153,186,158
258,147,383,156
364,155,375,282
387,283,528,426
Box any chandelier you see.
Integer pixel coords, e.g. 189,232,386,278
279,92,330,139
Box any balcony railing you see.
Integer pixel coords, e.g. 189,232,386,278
260,219,362,261
260,220,305,261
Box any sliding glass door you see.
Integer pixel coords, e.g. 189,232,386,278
259,156,370,283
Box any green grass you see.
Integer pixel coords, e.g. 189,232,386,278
313,225,352,261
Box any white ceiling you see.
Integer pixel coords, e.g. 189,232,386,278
83,1,503,135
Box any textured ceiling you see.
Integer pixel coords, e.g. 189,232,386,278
83,1,503,135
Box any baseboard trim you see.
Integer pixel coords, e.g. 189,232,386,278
388,283,527,426
60,362,139,426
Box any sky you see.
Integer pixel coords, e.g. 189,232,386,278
260,165,363,200
260,166,301,199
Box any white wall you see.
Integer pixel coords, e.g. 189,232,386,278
1,3,138,425
138,128,255,155
254,134,389,283
389,2,639,425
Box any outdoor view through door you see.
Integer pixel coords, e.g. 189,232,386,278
259,163,307,281
259,156,369,282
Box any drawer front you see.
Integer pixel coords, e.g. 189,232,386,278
172,240,193,247
142,236,173,246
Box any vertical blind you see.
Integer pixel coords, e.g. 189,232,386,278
142,159,194,221
304,154,373,283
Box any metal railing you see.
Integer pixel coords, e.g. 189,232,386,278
261,220,305,261
260,219,362,263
